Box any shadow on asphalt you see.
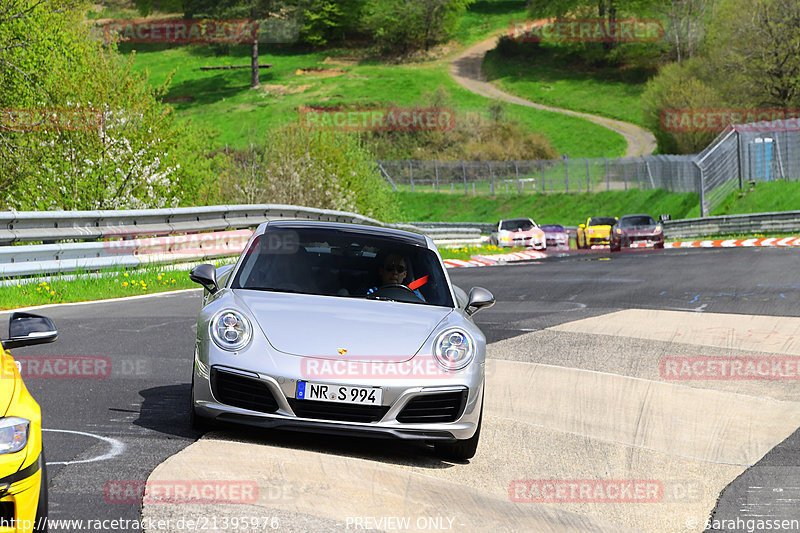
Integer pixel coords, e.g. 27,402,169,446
134,384,463,470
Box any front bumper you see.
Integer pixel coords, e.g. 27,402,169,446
498,237,546,250
0,454,42,533
586,236,610,246
193,362,484,442
617,234,664,247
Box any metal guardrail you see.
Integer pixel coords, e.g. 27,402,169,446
0,204,390,245
0,205,482,279
4,204,795,280
409,221,497,235
663,211,800,239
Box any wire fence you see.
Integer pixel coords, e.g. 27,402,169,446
379,119,800,216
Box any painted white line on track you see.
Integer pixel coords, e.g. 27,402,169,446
43,429,126,465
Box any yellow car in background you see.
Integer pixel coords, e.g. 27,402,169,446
0,312,57,533
577,216,618,249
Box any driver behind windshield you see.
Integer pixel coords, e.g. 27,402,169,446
366,252,425,300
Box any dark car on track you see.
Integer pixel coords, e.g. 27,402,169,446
539,224,569,249
610,214,665,251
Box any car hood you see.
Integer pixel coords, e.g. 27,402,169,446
234,290,453,361
587,226,612,234
500,228,544,237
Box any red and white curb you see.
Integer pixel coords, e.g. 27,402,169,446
665,237,800,248
443,250,547,268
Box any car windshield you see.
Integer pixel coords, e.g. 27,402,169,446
619,215,656,227
589,217,617,226
231,226,454,308
500,218,535,231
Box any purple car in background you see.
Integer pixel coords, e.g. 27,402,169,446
539,224,569,249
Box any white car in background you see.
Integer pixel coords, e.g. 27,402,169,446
490,218,546,250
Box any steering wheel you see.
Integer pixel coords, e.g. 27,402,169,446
367,284,424,302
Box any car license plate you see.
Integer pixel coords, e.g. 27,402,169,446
296,381,382,405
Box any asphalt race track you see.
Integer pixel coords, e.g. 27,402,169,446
4,246,800,532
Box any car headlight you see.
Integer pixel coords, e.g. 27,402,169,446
615,228,622,234
210,310,252,351
500,237,511,242
0,417,29,455
655,224,662,233
587,228,595,234
434,329,475,371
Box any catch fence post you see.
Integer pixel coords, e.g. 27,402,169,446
585,158,590,192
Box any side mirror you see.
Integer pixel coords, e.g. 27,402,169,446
466,287,495,316
3,312,58,350
579,224,585,229
190,264,218,294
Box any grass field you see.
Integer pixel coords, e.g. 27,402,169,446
119,0,626,158
396,179,800,225
394,188,701,226
453,0,529,45
0,264,198,310
482,45,652,126
710,181,800,216
125,43,625,157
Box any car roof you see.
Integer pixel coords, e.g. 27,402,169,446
256,220,429,247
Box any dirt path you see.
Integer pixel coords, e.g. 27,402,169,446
449,35,657,157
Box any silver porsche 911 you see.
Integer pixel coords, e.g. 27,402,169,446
189,220,495,460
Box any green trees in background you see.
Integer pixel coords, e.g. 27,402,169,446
220,123,398,221
364,0,473,53
0,0,221,210
642,0,800,154
141,0,472,52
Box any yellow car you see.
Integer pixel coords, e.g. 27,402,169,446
0,312,57,533
577,216,618,249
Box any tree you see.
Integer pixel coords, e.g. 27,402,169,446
365,0,473,53
651,0,713,63
707,0,800,108
222,123,398,221
0,0,220,209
